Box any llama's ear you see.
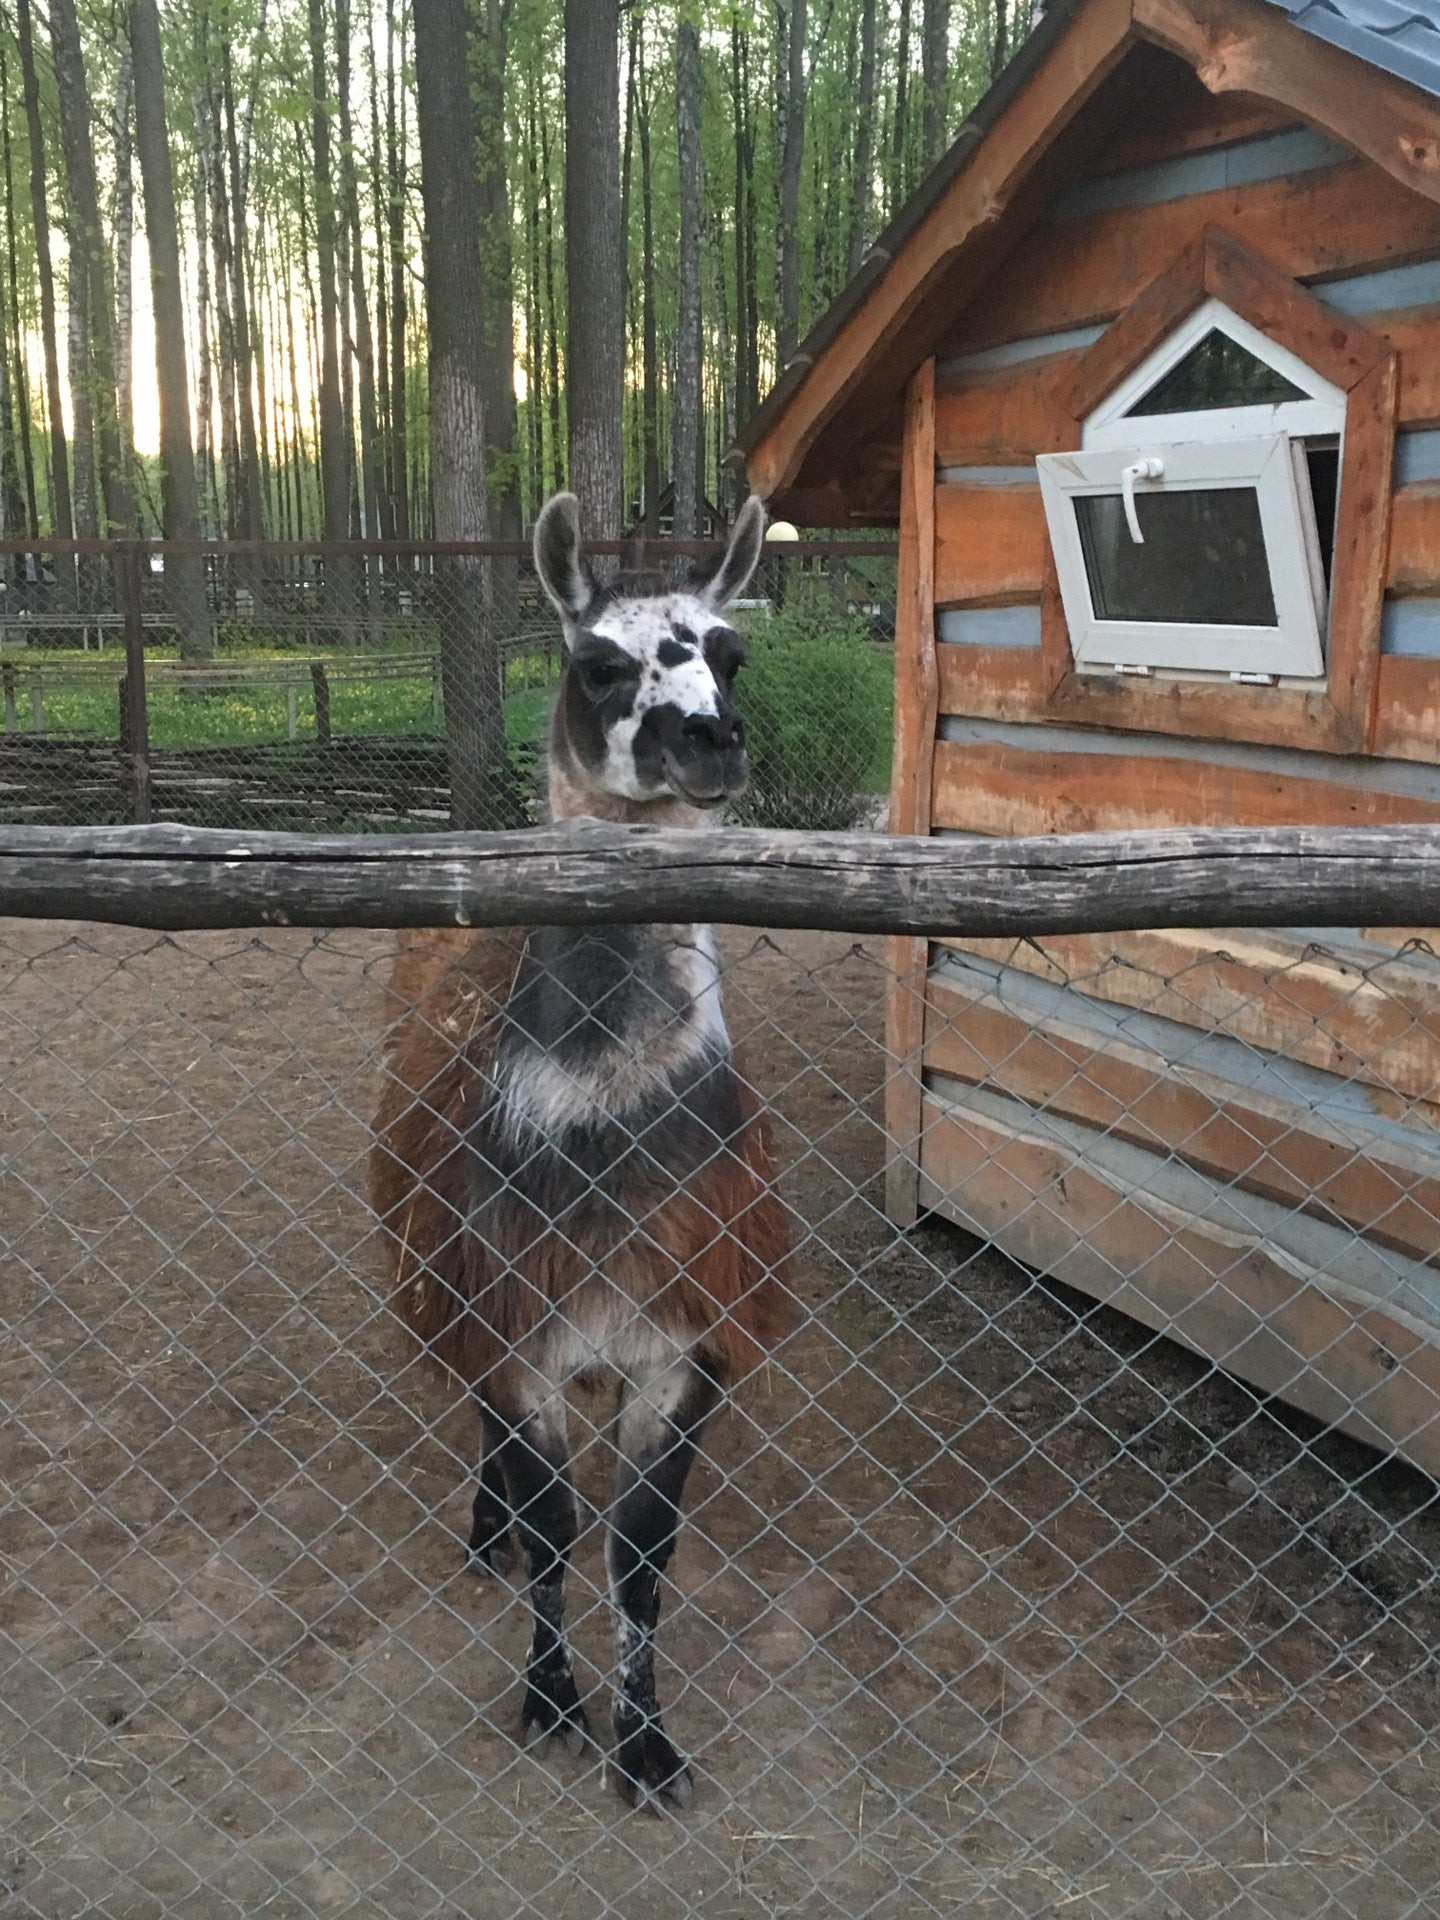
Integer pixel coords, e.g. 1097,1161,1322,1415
694,496,767,610
533,492,592,628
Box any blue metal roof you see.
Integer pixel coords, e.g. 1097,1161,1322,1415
1268,0,1440,99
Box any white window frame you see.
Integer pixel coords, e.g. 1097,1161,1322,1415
1037,435,1327,678
1036,298,1346,679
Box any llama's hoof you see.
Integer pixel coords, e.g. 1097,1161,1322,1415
464,1532,515,1581
611,1721,693,1813
522,1668,592,1758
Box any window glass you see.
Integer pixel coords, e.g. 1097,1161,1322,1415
1075,487,1277,625
1124,330,1308,415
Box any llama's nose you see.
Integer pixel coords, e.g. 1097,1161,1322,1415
682,712,745,751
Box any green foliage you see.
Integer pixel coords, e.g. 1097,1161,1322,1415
728,603,893,832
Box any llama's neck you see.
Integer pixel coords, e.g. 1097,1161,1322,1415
547,758,708,831
496,920,729,1146
520,735,729,1114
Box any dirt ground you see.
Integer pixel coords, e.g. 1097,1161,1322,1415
2,920,1438,1920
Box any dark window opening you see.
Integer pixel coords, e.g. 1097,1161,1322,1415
1306,444,1340,593
1124,330,1309,415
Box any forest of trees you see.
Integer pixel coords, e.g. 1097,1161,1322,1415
0,0,1036,555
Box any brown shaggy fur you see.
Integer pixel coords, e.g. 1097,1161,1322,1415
371,929,793,1390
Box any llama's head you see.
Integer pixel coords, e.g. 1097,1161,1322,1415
534,492,766,821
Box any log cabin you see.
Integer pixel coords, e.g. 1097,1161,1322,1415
740,0,1440,1475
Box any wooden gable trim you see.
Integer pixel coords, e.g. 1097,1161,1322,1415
1135,0,1440,210
1065,225,1389,419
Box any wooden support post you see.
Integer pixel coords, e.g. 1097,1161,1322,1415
885,358,938,1230
286,683,298,742
29,665,43,734
310,661,332,745
2,659,16,733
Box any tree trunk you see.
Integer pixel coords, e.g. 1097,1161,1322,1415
68,255,97,540
672,17,703,540
367,2,394,541
0,43,40,538
993,0,1009,79
222,43,264,540
130,0,212,659
636,47,659,533
112,48,135,498
890,0,913,214
522,67,544,520
473,0,520,627
414,0,510,829
848,0,878,278
307,0,350,548
337,0,381,542
921,0,950,168
540,95,564,497
50,0,132,535
564,0,624,541
386,0,409,541
776,0,807,368
0,261,23,544
192,162,219,532
16,0,72,541
195,76,239,537
730,22,755,437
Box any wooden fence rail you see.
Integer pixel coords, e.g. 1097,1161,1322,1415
2,821,1440,936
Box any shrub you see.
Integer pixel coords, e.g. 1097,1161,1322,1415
729,604,893,831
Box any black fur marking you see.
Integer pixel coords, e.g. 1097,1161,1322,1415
483,1402,593,1754
656,637,694,668
703,627,746,686
608,1364,720,1809
466,1403,515,1578
554,647,639,773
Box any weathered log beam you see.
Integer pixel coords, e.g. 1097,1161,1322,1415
3,821,1440,937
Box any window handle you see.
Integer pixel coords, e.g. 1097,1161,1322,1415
1119,457,1164,543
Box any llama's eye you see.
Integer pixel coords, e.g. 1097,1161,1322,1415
577,652,636,701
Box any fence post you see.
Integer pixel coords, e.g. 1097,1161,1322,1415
119,542,152,824
310,660,332,745
2,659,16,733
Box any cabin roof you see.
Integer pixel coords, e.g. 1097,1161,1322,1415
737,0,1440,521
1272,0,1440,98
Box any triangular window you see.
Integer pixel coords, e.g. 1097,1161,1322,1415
1123,329,1308,416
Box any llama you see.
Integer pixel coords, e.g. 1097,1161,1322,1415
372,494,792,1811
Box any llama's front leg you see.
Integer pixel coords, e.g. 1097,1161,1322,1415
485,1386,591,1754
464,1402,515,1579
608,1358,721,1811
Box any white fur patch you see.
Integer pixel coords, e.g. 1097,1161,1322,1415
492,926,731,1151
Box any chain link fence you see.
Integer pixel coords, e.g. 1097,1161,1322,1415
0,539,897,834
2,827,1438,1919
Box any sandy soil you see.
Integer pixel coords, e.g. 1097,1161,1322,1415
1,921,1438,1920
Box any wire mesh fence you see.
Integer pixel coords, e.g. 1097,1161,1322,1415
0,538,896,834
3,840,1439,1919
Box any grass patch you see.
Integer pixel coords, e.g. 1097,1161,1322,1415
8,647,556,750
